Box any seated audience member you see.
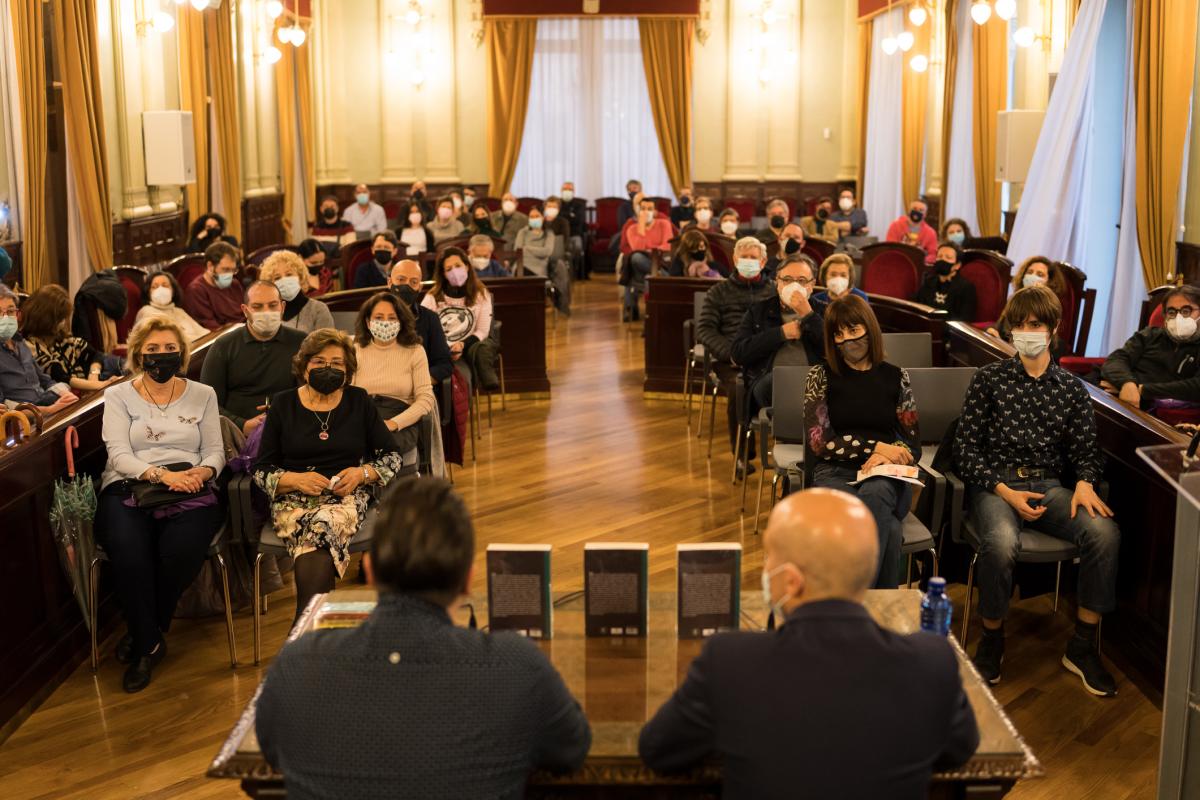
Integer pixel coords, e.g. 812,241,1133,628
830,188,869,237
0,285,79,413
766,223,805,280
985,256,1069,357
137,272,210,342
429,196,465,245
1100,285,1200,408
408,180,433,219
543,195,571,246
670,228,722,278
697,237,777,474
200,281,305,437
617,178,643,231
398,203,435,257
514,205,557,279
311,195,356,247
256,478,591,798
560,181,588,276
800,197,839,243
804,295,919,589
941,217,972,247
755,197,792,246
21,285,123,392
543,197,573,314
461,186,478,211
811,253,869,314
686,196,716,232
449,190,470,227
185,242,245,330
956,285,1119,694
296,238,334,296
491,193,530,250
185,213,239,254
254,328,402,620
639,488,978,798
731,254,824,418
671,186,695,228
352,292,435,448
914,241,976,321
467,234,511,278
619,195,674,320
471,204,501,238
354,231,401,290
389,260,453,383
886,199,939,263
342,183,388,236
422,247,501,391
258,250,334,333
717,207,741,238
98,317,225,692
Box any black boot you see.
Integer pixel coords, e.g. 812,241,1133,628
123,639,167,694
1063,621,1117,697
972,625,1004,685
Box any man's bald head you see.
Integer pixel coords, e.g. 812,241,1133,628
390,260,422,289
762,488,880,611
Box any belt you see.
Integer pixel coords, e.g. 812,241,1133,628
1012,466,1054,480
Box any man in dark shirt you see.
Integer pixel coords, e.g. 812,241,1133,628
559,181,588,278
200,281,305,436
389,260,453,383
670,186,695,228
914,241,976,322
353,231,399,290
1100,285,1200,408
185,241,245,330
829,188,869,237
639,488,978,800
955,285,1120,696
257,478,591,799
754,197,792,246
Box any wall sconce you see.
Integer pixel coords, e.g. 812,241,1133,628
907,2,929,27
264,0,283,18
389,1,430,88
970,2,992,25
136,0,176,36
1013,26,1049,50
745,0,796,86
260,44,282,64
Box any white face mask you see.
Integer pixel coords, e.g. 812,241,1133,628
275,276,301,302
839,197,854,212
720,219,738,236
642,208,655,221
368,319,401,342
437,207,453,221
1022,273,1048,289
826,276,850,296
695,208,713,224
561,189,574,201
544,206,560,221
408,212,423,226
1011,331,1049,358
779,282,810,307
469,256,490,270
150,286,173,307
249,310,282,338
761,563,793,620
1167,314,1199,341
501,200,517,215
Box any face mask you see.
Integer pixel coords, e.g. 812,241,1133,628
321,207,337,221
837,334,870,364
452,197,463,210
470,256,490,270
142,351,182,383
150,287,173,307
780,282,809,306
1167,315,1199,341
782,238,802,255
1022,273,1047,289
307,366,346,395
561,189,574,201
680,195,691,206
408,212,423,226
544,207,560,221
437,207,453,221
839,197,854,212
720,220,738,236
275,276,301,302
529,218,543,230
446,266,469,287
826,276,850,296
412,188,424,199
948,231,966,245
206,226,221,237
934,259,955,277
214,272,235,289
689,249,707,262
0,316,17,341
629,191,638,201
760,563,793,620
475,216,490,227
249,310,282,338
909,209,924,224
392,285,420,306
373,250,393,266
464,195,475,208
769,214,786,229
816,208,829,220
502,200,517,215
307,263,324,276
1011,331,1050,358
369,319,401,342
695,208,713,224
736,258,762,279
356,193,369,206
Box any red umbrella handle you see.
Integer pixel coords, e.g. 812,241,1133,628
65,425,79,477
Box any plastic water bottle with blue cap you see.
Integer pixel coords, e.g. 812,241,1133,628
920,577,952,636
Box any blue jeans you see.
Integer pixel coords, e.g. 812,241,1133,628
624,252,653,310
812,462,911,589
968,479,1120,621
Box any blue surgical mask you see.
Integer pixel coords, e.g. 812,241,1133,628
215,272,235,289
948,231,965,245
0,316,16,341
356,192,369,206
529,218,543,230
736,258,762,279
275,276,301,301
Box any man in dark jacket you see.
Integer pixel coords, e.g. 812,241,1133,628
257,478,591,800
559,181,589,278
389,260,453,383
696,237,777,472
1101,285,1200,408
731,254,824,417
639,489,979,800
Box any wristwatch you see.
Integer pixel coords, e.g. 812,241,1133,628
151,466,165,483
362,466,370,483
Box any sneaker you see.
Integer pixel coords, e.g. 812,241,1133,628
1063,638,1118,697
972,630,1004,685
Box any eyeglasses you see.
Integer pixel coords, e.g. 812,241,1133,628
309,358,346,369
1165,306,1196,320
0,308,17,318
394,278,422,289
777,276,813,287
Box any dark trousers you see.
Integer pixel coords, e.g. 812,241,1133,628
624,252,653,311
96,486,221,657
714,362,754,459
812,462,910,589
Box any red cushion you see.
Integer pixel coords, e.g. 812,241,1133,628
114,273,144,343
862,253,918,300
1059,356,1105,376
1149,305,1164,328
971,321,995,331
1058,282,1079,350
1155,406,1200,426
593,198,623,238
959,259,1007,324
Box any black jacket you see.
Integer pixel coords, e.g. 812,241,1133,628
257,593,591,800
1101,326,1200,403
914,273,976,322
730,297,824,384
562,197,588,237
412,301,454,383
71,269,129,346
639,599,979,800
696,276,778,363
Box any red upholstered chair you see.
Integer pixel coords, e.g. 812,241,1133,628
957,249,1013,328
478,196,502,212
382,200,404,224
860,242,926,301
340,239,376,290
517,197,541,214
246,244,299,268
700,231,736,274
587,197,626,271
802,238,835,265
721,196,757,223
113,266,148,344
164,254,207,295
1141,285,1174,329
648,196,672,218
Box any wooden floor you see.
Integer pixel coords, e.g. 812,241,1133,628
0,277,1162,799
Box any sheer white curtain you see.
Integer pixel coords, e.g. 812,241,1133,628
510,18,674,201
943,0,979,233
862,8,905,236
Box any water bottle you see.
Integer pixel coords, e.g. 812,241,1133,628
920,577,952,636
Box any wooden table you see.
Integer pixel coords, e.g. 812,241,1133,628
208,589,1040,798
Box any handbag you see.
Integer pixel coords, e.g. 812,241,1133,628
129,462,210,509
373,396,421,455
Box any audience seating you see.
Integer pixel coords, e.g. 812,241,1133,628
860,242,926,300
516,197,541,214
1140,284,1174,329
958,249,1014,329
436,234,506,255
588,197,625,272
882,332,935,368
164,253,207,292
477,196,502,212
753,365,810,532
801,238,835,265
1057,263,1097,356
682,292,708,431
698,231,735,274
720,196,756,222
246,244,298,268
648,196,672,219
382,200,404,223
113,266,149,343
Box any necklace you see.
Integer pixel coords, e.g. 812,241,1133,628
141,378,176,418
312,407,334,440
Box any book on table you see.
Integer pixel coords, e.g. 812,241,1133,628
313,600,375,630
677,543,742,639
584,542,649,637
850,463,924,487
486,544,552,639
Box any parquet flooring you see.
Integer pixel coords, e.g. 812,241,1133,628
0,276,1161,798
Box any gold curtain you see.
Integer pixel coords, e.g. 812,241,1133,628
638,18,694,195
940,0,959,206
971,18,1006,236
485,19,537,197
177,7,209,231
207,2,241,242
275,20,315,239
857,19,872,196
295,34,316,232
10,0,47,289
901,22,931,203
1134,0,1198,286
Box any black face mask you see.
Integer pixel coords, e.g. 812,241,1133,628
321,208,337,221
909,209,924,224
474,217,490,228
629,191,639,201
143,352,182,384
307,264,324,276
935,260,955,277
307,367,345,395
680,195,691,206
770,214,786,229
782,238,802,255
689,249,707,262
206,227,221,238
816,208,829,220
392,285,420,306
412,189,424,200
373,250,393,266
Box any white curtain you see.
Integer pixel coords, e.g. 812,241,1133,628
0,0,25,244
943,0,979,233
862,8,905,237
510,18,674,201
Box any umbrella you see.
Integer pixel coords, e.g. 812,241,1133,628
50,426,98,629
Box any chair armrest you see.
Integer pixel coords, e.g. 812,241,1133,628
683,319,694,352
917,462,947,543
943,469,966,545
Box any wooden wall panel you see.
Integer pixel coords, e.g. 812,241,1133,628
1175,241,1200,285
691,180,858,218
240,194,286,254
111,213,189,268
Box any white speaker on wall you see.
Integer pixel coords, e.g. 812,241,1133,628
995,110,1045,184
142,111,196,186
